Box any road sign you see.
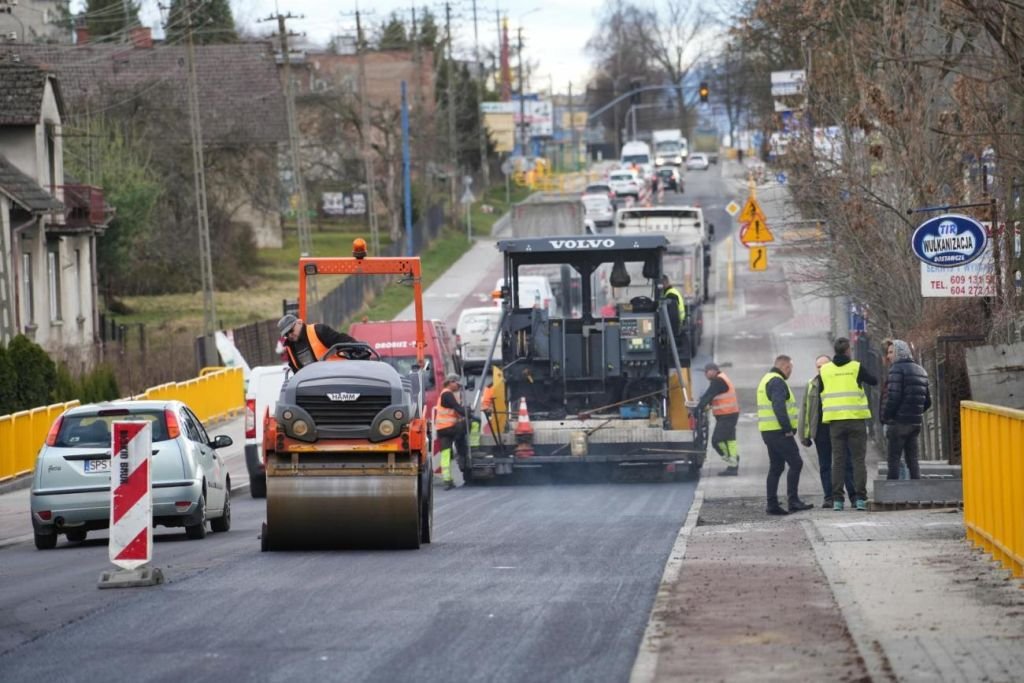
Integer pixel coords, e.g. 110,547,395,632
750,246,767,271
725,201,740,216
739,217,775,246
911,213,988,268
738,196,765,223
109,422,153,570
776,172,787,185
460,188,475,205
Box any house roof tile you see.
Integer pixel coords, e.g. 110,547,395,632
0,154,62,212
0,62,54,125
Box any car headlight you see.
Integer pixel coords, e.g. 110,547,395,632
292,419,309,437
378,419,396,437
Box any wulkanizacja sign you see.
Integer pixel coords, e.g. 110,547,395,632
911,214,988,268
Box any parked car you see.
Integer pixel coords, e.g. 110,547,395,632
584,183,615,199
456,307,502,375
244,364,289,498
608,169,641,200
30,400,233,549
349,319,461,412
656,166,683,192
686,153,710,171
581,191,615,228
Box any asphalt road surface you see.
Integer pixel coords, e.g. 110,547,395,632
0,163,729,683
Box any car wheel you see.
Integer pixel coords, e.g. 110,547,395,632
250,474,267,499
66,529,88,543
34,532,57,550
210,488,231,533
184,494,207,540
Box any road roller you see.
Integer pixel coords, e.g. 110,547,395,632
260,241,433,550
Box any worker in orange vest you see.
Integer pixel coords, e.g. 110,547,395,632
277,314,358,372
435,374,472,490
694,362,741,476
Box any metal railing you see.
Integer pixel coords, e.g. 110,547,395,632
961,400,1024,578
0,368,244,483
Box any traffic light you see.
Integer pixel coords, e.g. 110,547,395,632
699,82,709,103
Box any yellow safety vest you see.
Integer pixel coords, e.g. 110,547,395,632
820,361,871,422
665,286,686,322
711,372,740,416
756,371,797,432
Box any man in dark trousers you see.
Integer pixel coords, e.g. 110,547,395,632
756,354,813,515
695,362,741,476
798,354,856,507
277,313,358,372
435,374,472,490
883,339,931,479
820,337,878,511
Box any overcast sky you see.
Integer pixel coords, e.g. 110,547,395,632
75,0,603,92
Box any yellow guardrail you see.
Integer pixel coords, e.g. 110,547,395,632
961,400,1024,578
0,367,245,483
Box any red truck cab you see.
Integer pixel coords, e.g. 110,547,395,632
348,320,461,411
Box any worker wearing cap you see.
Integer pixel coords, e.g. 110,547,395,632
277,314,358,372
694,362,741,475
435,374,471,490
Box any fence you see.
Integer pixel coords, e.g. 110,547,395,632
0,367,244,483
961,401,1024,577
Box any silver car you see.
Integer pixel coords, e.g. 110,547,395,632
30,400,232,550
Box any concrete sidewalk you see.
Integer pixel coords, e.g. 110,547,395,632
634,159,1024,682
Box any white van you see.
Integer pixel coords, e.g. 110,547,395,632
456,307,502,371
620,141,653,180
244,364,289,498
495,275,557,316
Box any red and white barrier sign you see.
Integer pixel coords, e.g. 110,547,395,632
109,422,153,570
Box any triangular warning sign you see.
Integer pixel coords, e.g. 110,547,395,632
738,197,765,223
747,217,775,243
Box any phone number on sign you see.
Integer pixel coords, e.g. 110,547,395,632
948,275,995,285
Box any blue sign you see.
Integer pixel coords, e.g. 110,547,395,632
911,214,988,268
776,172,787,185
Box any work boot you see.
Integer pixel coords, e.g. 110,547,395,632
717,466,738,476
788,499,813,512
832,500,844,511
855,499,868,511
443,480,455,491
822,498,834,509
766,504,789,516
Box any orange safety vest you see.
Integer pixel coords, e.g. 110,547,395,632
711,372,740,416
481,385,495,411
285,324,331,369
435,387,461,431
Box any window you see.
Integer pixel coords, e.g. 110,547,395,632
45,124,57,194
186,408,210,444
22,253,34,325
47,246,62,322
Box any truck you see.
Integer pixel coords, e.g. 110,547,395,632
691,127,720,165
465,234,709,483
509,194,586,237
652,129,687,166
260,240,434,550
614,206,713,359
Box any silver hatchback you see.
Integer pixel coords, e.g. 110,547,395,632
30,400,232,550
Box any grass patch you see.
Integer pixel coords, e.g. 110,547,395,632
467,182,532,236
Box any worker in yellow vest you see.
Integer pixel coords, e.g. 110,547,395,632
819,337,878,511
756,355,813,515
695,362,740,475
435,374,471,490
661,275,689,366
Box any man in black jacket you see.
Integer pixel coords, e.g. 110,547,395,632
883,339,931,479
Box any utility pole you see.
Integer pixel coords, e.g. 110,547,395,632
517,27,525,155
180,0,216,335
568,81,578,171
260,10,313,259
471,0,489,188
445,2,457,213
354,9,381,254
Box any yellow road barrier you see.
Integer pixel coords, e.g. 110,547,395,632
0,367,245,482
961,400,1024,577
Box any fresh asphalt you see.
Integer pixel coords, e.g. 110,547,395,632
0,165,730,683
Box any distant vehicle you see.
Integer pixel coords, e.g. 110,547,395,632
495,275,557,316
31,400,233,549
691,128,720,164
608,169,641,200
618,139,651,168
456,307,503,374
582,191,615,227
653,129,686,166
686,153,710,171
584,183,615,199
349,319,461,412
656,166,682,192
244,364,289,498
615,205,713,302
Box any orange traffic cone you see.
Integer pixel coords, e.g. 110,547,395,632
514,397,534,458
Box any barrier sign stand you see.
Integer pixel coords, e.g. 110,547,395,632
98,422,164,589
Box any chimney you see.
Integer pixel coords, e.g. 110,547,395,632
130,26,153,49
75,26,89,45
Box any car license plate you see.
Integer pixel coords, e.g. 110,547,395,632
84,459,110,473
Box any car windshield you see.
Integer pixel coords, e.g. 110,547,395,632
622,154,649,164
656,141,679,152
658,169,673,176
610,173,633,181
380,355,436,387
55,410,170,447
585,184,611,194
459,311,500,334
